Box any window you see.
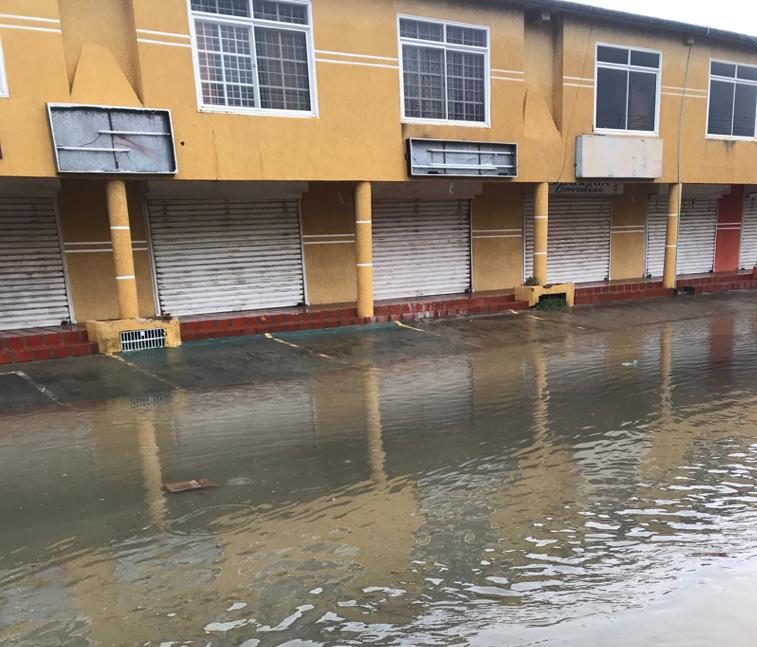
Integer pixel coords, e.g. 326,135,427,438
595,44,661,134
189,0,315,114
707,60,757,138
398,16,489,125
0,37,8,98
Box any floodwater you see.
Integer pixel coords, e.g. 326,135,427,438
2,294,757,646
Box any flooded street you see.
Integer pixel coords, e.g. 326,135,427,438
2,293,757,646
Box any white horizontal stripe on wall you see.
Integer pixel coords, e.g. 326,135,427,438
136,28,190,40
316,58,398,70
137,38,192,49
0,13,60,24
0,23,60,34
315,49,397,62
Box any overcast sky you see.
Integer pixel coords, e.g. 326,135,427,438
564,0,757,37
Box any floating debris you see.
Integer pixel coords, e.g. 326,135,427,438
164,479,217,493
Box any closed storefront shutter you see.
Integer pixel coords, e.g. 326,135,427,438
147,198,305,316
0,197,72,330
372,200,471,300
646,197,717,277
739,196,757,269
645,198,667,278
524,197,612,284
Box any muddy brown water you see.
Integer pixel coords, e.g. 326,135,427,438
2,295,757,646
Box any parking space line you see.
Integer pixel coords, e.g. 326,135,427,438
264,333,340,361
108,355,180,390
0,371,68,407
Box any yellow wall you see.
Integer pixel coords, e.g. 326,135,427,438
472,184,524,292
610,184,649,280
301,182,358,305
2,1,757,182
58,180,156,322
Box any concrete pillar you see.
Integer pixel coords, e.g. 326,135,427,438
106,180,139,320
355,181,374,318
663,183,682,290
534,182,549,285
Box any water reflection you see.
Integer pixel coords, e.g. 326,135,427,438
2,307,757,645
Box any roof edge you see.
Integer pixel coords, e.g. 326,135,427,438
506,0,757,48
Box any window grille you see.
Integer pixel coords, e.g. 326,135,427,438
190,0,314,114
399,17,488,124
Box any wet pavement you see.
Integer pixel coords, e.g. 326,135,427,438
2,292,757,646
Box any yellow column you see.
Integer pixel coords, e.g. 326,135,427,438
106,180,139,320
355,181,374,318
534,182,549,285
663,183,682,290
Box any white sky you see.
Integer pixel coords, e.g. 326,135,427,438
562,0,757,38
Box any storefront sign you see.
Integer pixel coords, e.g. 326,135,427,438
551,182,624,195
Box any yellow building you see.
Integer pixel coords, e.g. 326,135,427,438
2,0,757,351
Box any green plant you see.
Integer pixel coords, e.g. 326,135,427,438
524,276,541,286
535,294,570,312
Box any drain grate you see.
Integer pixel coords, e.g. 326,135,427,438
120,328,167,353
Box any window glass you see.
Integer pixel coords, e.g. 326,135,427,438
597,45,628,64
708,79,735,135
191,0,250,17
711,61,736,78
733,83,757,137
447,25,487,47
707,60,757,137
595,44,660,132
191,0,314,113
737,65,757,81
196,21,256,107
627,71,657,131
402,44,446,120
399,18,444,42
630,50,660,69
400,17,488,123
254,27,311,110
253,0,308,25
446,50,485,122
596,67,628,129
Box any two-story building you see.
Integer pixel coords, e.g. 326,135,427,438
1,0,757,358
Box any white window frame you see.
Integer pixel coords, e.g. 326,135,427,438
706,58,757,142
186,0,319,118
593,41,662,137
0,36,8,98
397,14,491,128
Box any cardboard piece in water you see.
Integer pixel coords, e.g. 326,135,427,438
163,478,217,493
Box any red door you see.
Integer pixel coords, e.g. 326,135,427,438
714,186,743,273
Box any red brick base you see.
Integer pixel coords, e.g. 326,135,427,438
574,271,757,306
180,292,529,342
0,326,96,365
2,273,756,365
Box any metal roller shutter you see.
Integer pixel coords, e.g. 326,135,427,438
147,198,305,316
524,197,611,284
0,197,72,330
646,197,717,277
645,197,667,278
372,200,471,300
740,196,757,269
